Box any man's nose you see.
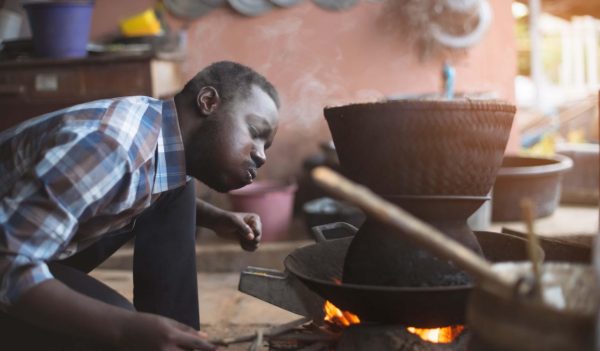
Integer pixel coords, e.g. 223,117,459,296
252,145,266,168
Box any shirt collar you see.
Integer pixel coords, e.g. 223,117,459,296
152,99,187,194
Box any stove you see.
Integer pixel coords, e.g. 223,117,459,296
238,224,536,351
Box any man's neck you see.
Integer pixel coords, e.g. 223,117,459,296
173,92,196,146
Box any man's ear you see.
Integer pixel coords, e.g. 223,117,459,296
196,86,220,115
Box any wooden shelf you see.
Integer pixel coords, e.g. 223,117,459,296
0,54,182,132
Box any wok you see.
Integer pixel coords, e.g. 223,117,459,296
284,225,537,327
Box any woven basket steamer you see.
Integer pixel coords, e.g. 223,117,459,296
324,99,516,196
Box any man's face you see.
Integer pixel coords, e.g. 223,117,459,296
187,85,279,192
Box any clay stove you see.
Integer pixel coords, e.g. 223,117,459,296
239,225,535,350
239,99,517,350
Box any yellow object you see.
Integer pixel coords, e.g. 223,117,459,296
567,129,586,143
120,9,161,37
521,133,556,157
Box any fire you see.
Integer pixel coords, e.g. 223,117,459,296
323,300,360,327
321,297,463,344
406,325,465,343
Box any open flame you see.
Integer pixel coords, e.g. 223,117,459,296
323,300,360,327
322,299,463,344
406,325,465,343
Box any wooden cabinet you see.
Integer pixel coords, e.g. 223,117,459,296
0,54,182,131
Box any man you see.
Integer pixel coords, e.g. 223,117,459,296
0,61,280,350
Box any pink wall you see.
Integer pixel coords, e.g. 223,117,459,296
91,1,518,181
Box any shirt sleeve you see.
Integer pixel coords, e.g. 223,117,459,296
0,130,132,310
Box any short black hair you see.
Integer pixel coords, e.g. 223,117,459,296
183,61,280,109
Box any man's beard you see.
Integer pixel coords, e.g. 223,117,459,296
186,145,232,193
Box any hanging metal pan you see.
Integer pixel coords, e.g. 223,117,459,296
228,0,274,16
163,0,218,20
312,0,358,11
269,0,303,7
201,0,226,6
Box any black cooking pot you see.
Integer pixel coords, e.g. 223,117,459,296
284,223,543,326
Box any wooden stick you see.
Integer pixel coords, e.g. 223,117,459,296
247,328,263,351
520,198,543,298
270,333,338,342
266,317,312,336
311,166,515,299
211,333,255,347
210,317,311,346
297,342,329,351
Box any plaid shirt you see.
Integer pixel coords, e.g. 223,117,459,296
0,96,187,309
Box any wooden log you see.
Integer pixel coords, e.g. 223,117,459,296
210,317,311,346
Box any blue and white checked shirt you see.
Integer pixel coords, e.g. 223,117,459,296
0,96,187,309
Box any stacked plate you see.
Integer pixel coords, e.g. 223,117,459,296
163,0,361,19
227,0,359,16
163,0,223,20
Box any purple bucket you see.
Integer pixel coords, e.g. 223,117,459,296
24,1,94,59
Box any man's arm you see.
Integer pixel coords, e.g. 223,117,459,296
196,198,262,251
9,279,215,351
0,132,215,350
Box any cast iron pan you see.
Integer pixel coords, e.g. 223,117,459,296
228,0,274,16
312,0,358,11
284,226,539,327
270,0,302,7
163,0,216,19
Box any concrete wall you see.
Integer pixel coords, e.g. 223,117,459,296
91,0,519,181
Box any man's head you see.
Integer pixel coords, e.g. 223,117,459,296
175,61,280,193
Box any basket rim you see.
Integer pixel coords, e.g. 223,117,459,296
324,98,516,115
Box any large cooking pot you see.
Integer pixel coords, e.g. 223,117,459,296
342,195,486,287
284,223,539,326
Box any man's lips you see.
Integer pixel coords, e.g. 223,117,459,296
247,168,257,181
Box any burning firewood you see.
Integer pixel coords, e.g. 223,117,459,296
210,317,311,347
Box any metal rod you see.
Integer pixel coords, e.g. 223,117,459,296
311,166,515,299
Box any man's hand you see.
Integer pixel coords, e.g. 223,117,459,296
10,279,217,351
119,312,217,351
196,199,262,251
212,211,262,251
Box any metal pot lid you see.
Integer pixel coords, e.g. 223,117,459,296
312,0,358,11
228,0,274,16
163,0,217,20
269,0,303,7
200,0,226,6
